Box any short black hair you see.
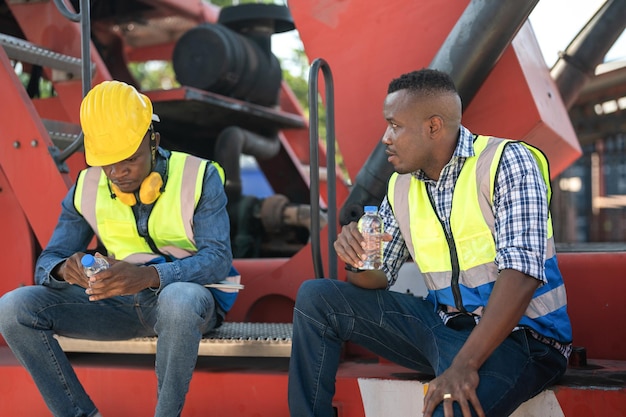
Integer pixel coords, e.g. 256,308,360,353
388,68,458,96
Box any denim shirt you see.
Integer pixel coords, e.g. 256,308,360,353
35,150,233,290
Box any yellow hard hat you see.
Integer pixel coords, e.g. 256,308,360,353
80,80,158,166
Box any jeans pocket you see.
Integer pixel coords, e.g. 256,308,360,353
526,333,568,398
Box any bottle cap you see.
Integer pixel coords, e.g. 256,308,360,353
81,254,95,267
364,205,378,212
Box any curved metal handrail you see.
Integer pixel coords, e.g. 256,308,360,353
308,58,337,279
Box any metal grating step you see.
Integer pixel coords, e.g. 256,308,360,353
0,33,88,80
55,322,293,358
42,119,82,149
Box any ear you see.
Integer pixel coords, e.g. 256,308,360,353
428,115,444,136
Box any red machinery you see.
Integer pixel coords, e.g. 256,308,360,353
0,0,625,416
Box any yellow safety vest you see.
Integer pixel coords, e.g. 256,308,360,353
74,151,206,263
388,136,571,342
73,152,239,312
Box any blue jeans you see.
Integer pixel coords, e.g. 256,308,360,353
0,282,218,417
287,279,567,417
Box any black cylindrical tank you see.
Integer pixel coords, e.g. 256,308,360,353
172,22,282,107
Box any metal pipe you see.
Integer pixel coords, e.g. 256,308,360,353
551,0,626,109
339,0,539,225
214,126,281,202
576,65,626,104
430,0,539,109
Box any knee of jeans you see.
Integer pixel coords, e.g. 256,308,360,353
0,289,29,334
295,279,335,313
157,283,215,324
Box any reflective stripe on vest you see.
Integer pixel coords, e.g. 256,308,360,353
388,136,572,342
75,151,205,263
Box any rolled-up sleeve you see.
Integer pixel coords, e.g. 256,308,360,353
493,143,548,283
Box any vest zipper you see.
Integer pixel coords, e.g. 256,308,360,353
426,189,466,313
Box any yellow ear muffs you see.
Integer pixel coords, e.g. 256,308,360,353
110,171,163,206
138,171,163,205
110,182,137,206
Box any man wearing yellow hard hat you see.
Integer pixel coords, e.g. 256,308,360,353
0,80,238,417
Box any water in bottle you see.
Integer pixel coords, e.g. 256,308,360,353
357,206,384,270
81,254,109,277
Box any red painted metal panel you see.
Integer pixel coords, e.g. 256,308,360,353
557,386,626,417
289,1,580,183
0,168,36,290
289,0,471,184
230,256,312,323
229,225,347,323
2,346,624,416
0,48,73,248
558,252,626,361
463,23,581,177
0,347,292,417
278,83,311,164
0,168,36,347
32,96,70,121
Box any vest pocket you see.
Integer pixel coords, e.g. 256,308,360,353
455,230,495,269
99,219,149,254
100,219,138,239
415,236,451,271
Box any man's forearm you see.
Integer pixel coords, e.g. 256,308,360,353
347,269,388,289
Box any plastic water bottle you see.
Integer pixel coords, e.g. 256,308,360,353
357,206,384,270
81,254,109,277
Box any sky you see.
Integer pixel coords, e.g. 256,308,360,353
528,0,626,67
271,0,626,72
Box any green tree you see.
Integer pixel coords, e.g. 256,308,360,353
129,61,178,90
